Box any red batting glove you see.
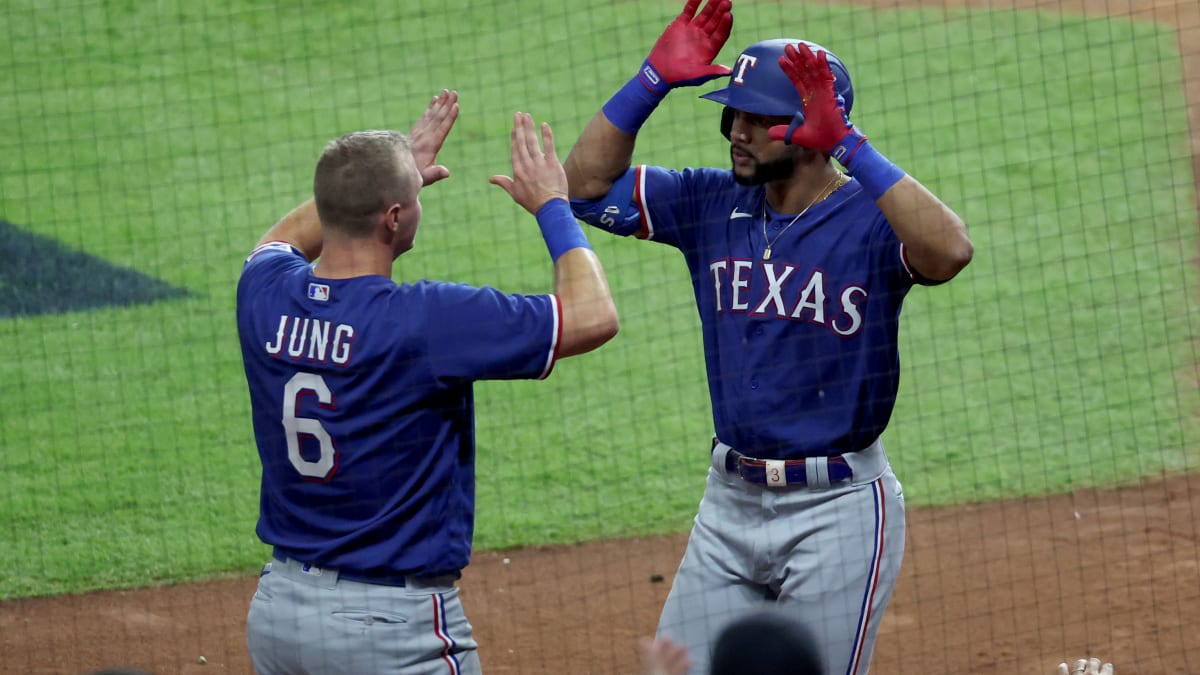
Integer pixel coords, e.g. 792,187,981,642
639,0,734,95
768,43,863,159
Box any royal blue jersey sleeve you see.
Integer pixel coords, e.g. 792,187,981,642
570,165,736,253
412,281,560,383
240,241,309,289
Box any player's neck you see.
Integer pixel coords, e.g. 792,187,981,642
765,161,843,214
312,240,394,280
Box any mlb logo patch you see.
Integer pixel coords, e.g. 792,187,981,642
307,283,330,302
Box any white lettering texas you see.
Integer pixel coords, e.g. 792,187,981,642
264,315,356,365
708,259,866,336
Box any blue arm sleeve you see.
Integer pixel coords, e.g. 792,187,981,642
569,168,643,237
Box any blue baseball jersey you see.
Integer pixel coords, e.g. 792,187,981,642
572,165,921,458
236,242,561,578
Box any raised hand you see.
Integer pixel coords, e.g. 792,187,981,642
489,112,568,215
409,89,459,187
767,44,857,156
641,0,734,95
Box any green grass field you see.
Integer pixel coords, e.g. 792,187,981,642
0,0,1196,599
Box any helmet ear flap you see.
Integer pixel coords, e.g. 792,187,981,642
720,107,734,140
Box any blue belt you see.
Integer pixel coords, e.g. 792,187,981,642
271,549,412,588
720,444,853,486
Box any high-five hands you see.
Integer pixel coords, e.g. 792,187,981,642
767,44,856,156
489,112,568,215
409,89,460,187
640,0,734,95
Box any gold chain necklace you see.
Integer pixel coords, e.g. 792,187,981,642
761,172,846,260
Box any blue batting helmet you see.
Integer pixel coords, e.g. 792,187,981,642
700,39,854,139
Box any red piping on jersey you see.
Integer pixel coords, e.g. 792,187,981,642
633,165,652,240
539,294,563,380
898,243,915,280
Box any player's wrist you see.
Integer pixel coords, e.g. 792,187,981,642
833,132,906,200
638,59,673,97
601,73,667,136
536,198,592,262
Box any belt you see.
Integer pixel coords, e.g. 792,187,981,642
271,549,413,588
714,440,853,488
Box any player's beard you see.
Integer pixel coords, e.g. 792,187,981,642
731,153,795,185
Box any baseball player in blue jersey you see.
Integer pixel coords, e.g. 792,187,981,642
237,92,618,675
565,1,973,673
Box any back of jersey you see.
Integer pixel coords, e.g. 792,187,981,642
235,242,559,578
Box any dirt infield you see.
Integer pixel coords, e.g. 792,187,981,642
2,1,1197,673
3,474,1199,674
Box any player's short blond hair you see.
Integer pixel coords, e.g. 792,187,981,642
313,130,418,235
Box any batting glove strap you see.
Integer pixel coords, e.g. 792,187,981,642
537,198,592,263
833,131,906,200
602,74,666,136
638,59,673,96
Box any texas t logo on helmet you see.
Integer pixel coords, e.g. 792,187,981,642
701,38,855,138
731,53,759,84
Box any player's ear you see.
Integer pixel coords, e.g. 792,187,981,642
383,203,402,232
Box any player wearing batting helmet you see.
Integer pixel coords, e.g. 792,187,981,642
700,37,855,142
237,94,618,674
565,1,973,673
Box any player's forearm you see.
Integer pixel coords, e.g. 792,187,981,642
565,0,733,202
257,198,324,262
564,111,638,201
833,131,972,281
876,176,973,281
565,0,732,202
533,199,619,357
553,247,619,358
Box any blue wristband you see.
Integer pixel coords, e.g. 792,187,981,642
832,131,906,201
601,72,666,136
536,199,591,263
